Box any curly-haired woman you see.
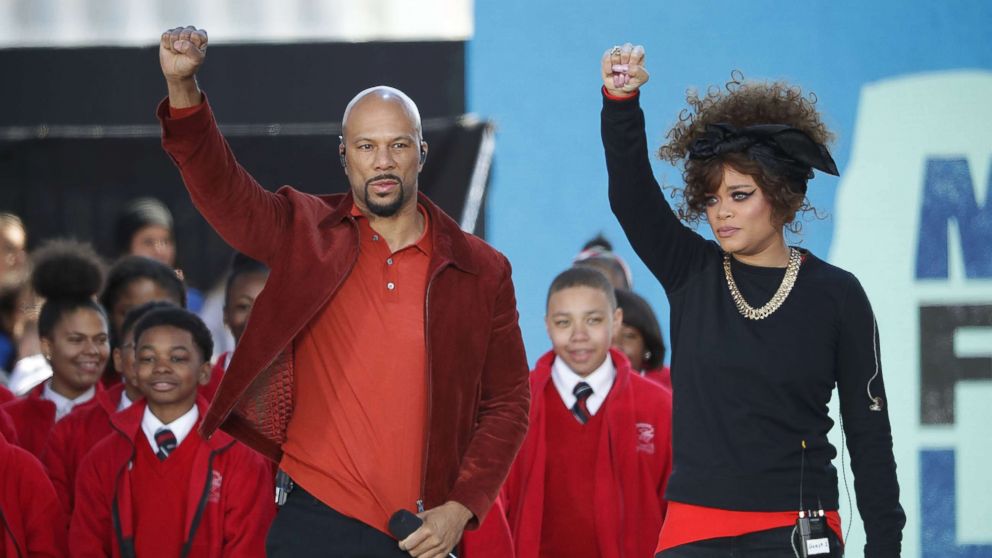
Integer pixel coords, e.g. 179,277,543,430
599,44,905,557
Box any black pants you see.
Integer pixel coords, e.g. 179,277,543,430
266,485,411,558
656,526,844,557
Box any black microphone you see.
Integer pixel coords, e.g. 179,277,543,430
388,510,458,558
388,509,423,540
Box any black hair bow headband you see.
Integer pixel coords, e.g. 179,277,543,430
687,123,839,194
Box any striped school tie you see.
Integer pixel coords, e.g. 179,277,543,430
572,382,594,424
155,428,177,460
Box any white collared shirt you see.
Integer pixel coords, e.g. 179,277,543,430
117,390,134,412
141,404,199,454
551,353,616,416
42,380,95,421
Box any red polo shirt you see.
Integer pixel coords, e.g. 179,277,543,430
281,203,432,535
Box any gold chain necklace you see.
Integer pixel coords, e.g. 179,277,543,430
723,247,802,320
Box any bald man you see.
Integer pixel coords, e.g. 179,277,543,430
156,27,529,558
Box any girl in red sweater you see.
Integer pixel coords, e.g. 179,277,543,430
1,240,109,459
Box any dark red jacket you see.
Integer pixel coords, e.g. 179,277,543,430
157,97,530,524
0,430,68,558
0,383,102,459
502,348,672,558
43,383,128,516
69,398,275,558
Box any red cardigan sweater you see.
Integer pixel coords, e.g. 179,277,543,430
69,398,275,558
1,382,101,459
0,430,67,558
502,348,672,558
157,96,530,525
43,382,127,516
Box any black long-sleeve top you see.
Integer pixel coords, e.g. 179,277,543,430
602,92,905,557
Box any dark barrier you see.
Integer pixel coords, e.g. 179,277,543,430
0,41,491,291
0,117,492,290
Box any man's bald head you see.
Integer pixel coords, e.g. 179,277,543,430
338,86,428,219
341,86,423,142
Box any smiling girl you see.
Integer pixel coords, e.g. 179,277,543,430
600,44,905,557
0,240,109,458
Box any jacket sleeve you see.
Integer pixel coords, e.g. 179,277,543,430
221,446,276,558
602,91,714,294
69,451,114,558
446,255,530,527
157,97,292,265
41,420,75,517
835,277,905,558
17,449,69,558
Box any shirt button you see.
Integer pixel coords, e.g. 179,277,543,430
387,282,395,290
386,258,394,265
372,234,379,241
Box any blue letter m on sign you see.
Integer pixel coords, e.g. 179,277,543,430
916,158,992,279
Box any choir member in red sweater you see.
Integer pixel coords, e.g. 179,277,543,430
502,267,672,558
203,252,268,402
44,300,176,516
70,306,274,557
613,288,671,394
98,255,187,389
0,429,68,557
1,241,109,459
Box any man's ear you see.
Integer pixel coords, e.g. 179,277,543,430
419,141,429,167
339,144,347,168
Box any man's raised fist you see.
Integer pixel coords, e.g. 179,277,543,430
159,26,208,83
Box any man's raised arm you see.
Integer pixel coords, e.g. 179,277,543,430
157,26,293,264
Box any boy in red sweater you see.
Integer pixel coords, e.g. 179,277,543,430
502,267,672,558
44,300,176,516
70,307,274,557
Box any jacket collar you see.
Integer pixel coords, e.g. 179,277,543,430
96,382,127,416
28,378,105,400
318,190,478,275
532,347,633,396
25,381,48,401
110,396,233,450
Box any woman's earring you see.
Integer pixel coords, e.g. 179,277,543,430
644,351,652,360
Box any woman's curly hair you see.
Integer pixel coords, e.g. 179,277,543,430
658,72,835,232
